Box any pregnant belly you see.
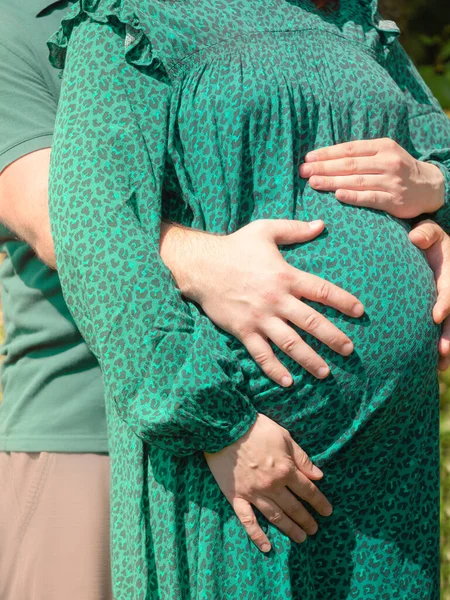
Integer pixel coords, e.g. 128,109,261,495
228,200,440,457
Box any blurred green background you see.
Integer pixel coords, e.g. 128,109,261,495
378,0,450,596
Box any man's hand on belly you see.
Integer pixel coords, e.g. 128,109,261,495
160,219,364,387
410,220,450,372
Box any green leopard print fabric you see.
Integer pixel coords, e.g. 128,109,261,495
48,0,450,598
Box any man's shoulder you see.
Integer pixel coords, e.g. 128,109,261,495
0,0,71,59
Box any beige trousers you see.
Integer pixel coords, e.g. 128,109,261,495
0,452,113,600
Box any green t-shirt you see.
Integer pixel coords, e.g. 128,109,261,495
0,0,107,452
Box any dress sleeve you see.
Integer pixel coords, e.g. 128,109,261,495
384,41,450,233
49,18,257,456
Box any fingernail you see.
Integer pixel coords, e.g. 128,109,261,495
312,465,323,477
311,177,323,186
308,220,323,228
352,303,364,317
281,376,292,387
342,342,353,356
317,366,329,379
261,543,271,553
300,164,312,177
296,531,307,543
306,152,319,162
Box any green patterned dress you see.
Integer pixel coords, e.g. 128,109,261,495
48,1,450,598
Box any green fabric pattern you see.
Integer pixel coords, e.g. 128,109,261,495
48,0,449,597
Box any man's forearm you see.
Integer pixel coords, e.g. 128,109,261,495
160,221,223,302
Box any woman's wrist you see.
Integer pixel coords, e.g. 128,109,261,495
417,160,445,214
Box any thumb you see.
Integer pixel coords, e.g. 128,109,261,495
263,219,325,246
409,220,443,250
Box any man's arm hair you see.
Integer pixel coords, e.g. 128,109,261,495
0,148,56,268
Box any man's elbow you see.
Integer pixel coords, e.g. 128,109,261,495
33,232,57,269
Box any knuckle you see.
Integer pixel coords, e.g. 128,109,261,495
267,511,284,525
276,269,294,285
286,502,303,517
277,461,294,480
344,157,356,173
390,156,404,172
383,138,397,149
253,351,275,367
261,290,281,305
315,282,330,302
280,337,299,354
236,324,256,340
239,513,256,528
344,143,355,157
355,175,365,189
304,313,321,332
250,307,265,321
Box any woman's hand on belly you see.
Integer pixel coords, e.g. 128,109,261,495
299,138,445,219
204,413,333,553
410,220,450,372
161,219,364,387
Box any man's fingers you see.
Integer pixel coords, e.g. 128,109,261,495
280,297,354,356
409,220,443,250
232,498,272,553
263,318,331,379
304,140,381,163
240,332,293,387
253,497,307,544
291,270,364,318
258,219,325,246
300,156,383,178
288,470,333,517
272,488,319,535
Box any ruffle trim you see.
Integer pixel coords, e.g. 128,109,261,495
47,0,156,71
369,0,401,46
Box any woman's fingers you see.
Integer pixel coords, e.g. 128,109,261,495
335,189,394,210
263,318,330,379
291,442,323,480
439,318,450,372
304,140,382,163
232,497,272,553
309,174,389,193
253,497,307,544
272,488,319,535
288,470,333,517
300,156,383,178
291,270,364,318
239,332,294,387
279,297,354,356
